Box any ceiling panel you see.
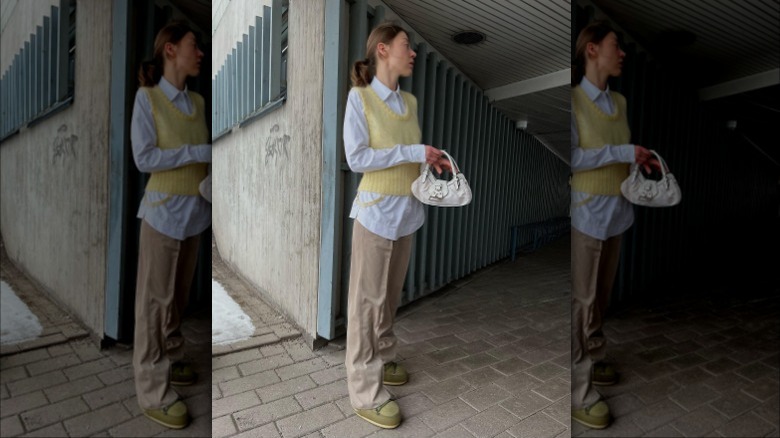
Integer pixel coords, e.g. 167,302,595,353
382,0,572,161
384,0,570,89
587,0,780,88
584,0,779,160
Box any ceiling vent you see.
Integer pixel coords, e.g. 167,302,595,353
656,29,697,48
452,30,486,45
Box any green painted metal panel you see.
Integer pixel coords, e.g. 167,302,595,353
55,3,68,102
418,50,438,294
254,17,263,114
105,0,130,340
464,86,478,274
426,59,446,290
43,18,51,110
437,66,454,286
23,42,29,123
237,41,244,121
13,56,18,130
32,31,39,117
48,10,58,106
247,29,255,114
317,0,347,340
262,6,272,105
268,0,282,100
1,73,4,134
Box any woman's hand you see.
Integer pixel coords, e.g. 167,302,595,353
425,145,452,173
634,145,661,173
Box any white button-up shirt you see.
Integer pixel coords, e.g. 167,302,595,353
343,77,427,241
130,77,212,240
570,77,636,240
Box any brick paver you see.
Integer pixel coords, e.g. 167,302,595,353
1,240,212,437
572,292,780,437
212,236,571,437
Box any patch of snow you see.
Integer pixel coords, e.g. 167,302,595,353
1,280,43,345
212,279,255,345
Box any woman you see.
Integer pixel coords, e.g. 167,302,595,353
343,22,450,429
130,20,211,430
570,21,659,430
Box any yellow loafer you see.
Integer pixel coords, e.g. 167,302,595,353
572,400,610,429
354,399,401,429
143,399,189,429
383,361,408,386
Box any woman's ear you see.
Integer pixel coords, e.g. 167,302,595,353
585,41,598,59
377,42,387,59
164,41,176,60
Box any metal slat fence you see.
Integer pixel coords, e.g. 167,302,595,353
211,1,288,140
1,3,73,140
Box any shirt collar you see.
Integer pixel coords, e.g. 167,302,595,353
580,77,610,102
158,76,189,101
370,76,401,102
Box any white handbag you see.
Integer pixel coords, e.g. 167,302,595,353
411,150,472,207
621,150,681,207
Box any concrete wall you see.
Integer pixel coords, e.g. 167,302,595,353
212,0,325,341
0,0,112,337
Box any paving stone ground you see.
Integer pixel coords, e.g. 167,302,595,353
0,237,212,437
572,293,780,437
0,238,88,356
211,237,301,357
211,235,572,438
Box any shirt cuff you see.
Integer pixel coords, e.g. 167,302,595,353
410,144,426,163
619,144,635,163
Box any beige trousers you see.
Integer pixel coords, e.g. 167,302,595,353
345,221,413,409
571,227,622,409
133,220,200,410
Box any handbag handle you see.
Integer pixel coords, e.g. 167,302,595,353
422,149,461,179
440,150,461,175
632,149,670,180
649,150,671,179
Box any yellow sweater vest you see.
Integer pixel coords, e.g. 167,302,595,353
571,85,631,196
355,86,422,196
144,86,209,196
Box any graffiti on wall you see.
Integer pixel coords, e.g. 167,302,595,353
264,124,290,165
52,124,78,164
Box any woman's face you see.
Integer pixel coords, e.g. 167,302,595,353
592,32,625,77
167,32,204,78
379,31,416,78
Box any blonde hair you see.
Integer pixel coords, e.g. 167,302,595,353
350,21,409,87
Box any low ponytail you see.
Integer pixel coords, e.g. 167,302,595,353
350,57,373,87
138,60,161,88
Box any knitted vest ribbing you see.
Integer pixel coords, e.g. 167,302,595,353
145,86,209,196
571,85,631,196
355,86,422,196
